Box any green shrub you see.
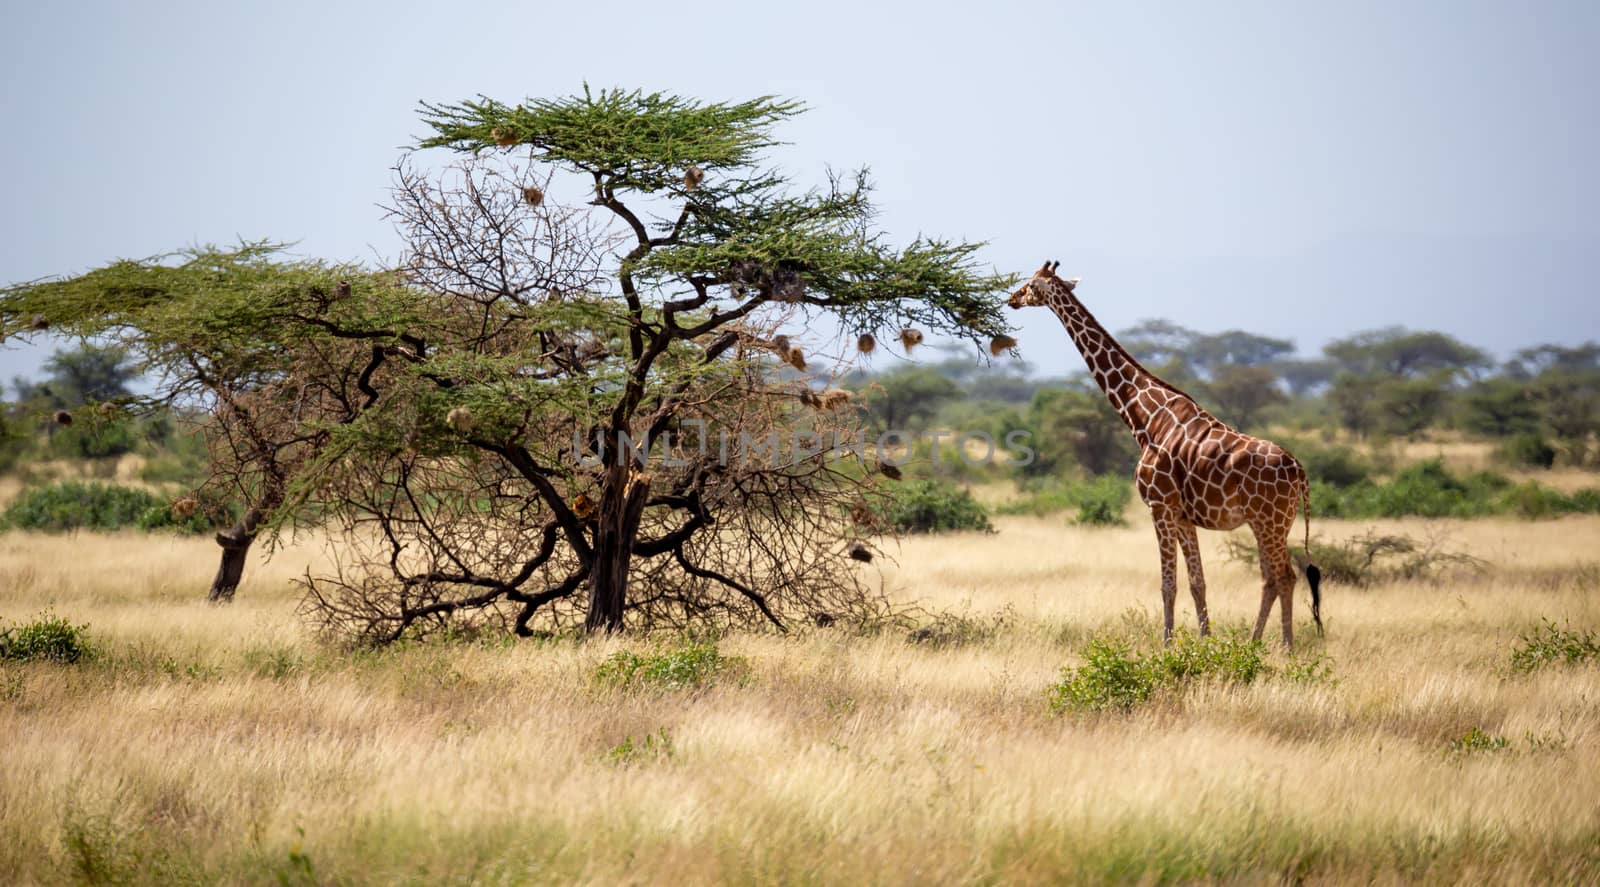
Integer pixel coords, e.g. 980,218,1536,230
1284,439,1373,488
997,474,1131,526
1146,633,1269,686
48,421,139,460
878,479,992,534
1281,653,1338,686
992,480,1081,515
2,481,209,534
1309,460,1596,521
1047,637,1156,712
1509,621,1600,673
135,502,213,534
605,728,675,765
1498,433,1558,469
593,641,744,690
1378,460,1504,517
243,644,303,679
0,613,91,663
1503,482,1569,520
1448,727,1510,754
1073,475,1131,526
1570,489,1600,513
1046,632,1268,713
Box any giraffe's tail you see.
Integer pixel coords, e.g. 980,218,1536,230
1302,483,1323,635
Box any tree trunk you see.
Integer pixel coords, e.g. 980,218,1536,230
208,507,264,603
584,468,651,633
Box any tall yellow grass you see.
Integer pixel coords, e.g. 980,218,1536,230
2,514,1598,884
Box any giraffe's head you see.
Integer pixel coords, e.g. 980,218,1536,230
1008,260,1079,309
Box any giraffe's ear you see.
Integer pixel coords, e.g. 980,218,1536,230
1063,277,1080,291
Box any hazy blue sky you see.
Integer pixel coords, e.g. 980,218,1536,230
2,0,1596,382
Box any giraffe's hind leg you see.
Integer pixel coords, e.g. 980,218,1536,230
1176,522,1209,636
1250,520,1298,648
1152,509,1181,644
1250,548,1276,642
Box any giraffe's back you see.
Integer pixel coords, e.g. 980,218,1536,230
1162,421,1308,532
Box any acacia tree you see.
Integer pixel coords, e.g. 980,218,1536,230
0,247,425,600
341,88,1012,636
4,88,1013,637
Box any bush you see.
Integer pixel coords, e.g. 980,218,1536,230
905,606,1016,649
1448,727,1510,754
1047,637,1156,712
243,644,303,679
47,421,139,460
1503,482,1569,520
1571,489,1600,513
605,728,675,765
1509,621,1600,673
134,501,213,534
1283,439,1372,488
1379,460,1506,517
1281,653,1338,686
1073,474,1131,526
592,641,745,690
877,479,993,534
997,474,1131,526
1046,632,1268,713
1308,460,1599,520
1225,528,1485,587
0,613,91,663
1,481,209,534
1498,433,1558,469
1145,633,1269,686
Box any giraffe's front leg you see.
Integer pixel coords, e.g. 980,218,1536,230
1153,512,1180,645
1176,522,1209,637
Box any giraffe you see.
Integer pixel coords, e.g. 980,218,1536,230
1010,261,1322,647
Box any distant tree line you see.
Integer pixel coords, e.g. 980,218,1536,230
853,324,1600,478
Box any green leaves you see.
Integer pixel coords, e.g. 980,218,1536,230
1,245,418,390
417,88,1017,346
418,87,802,192
1046,633,1270,714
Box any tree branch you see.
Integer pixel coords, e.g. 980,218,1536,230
673,546,786,632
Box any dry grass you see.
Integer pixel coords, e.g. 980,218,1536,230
2,516,1599,885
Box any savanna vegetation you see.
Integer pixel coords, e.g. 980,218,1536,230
1,514,1598,883
1,86,1598,883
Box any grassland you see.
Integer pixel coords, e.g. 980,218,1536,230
2,511,1599,884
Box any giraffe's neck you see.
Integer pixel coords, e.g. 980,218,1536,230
1044,287,1196,441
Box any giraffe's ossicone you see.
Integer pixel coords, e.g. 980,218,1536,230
1010,261,1322,647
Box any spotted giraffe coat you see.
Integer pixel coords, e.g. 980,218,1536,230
1009,261,1321,646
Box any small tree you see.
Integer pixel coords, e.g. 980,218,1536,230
1203,364,1287,430
861,366,961,431
1459,377,1542,437
1322,328,1490,439
1189,330,1294,378
1273,357,1337,397
41,344,138,406
1325,327,1493,379
1027,384,1140,477
2,247,416,600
